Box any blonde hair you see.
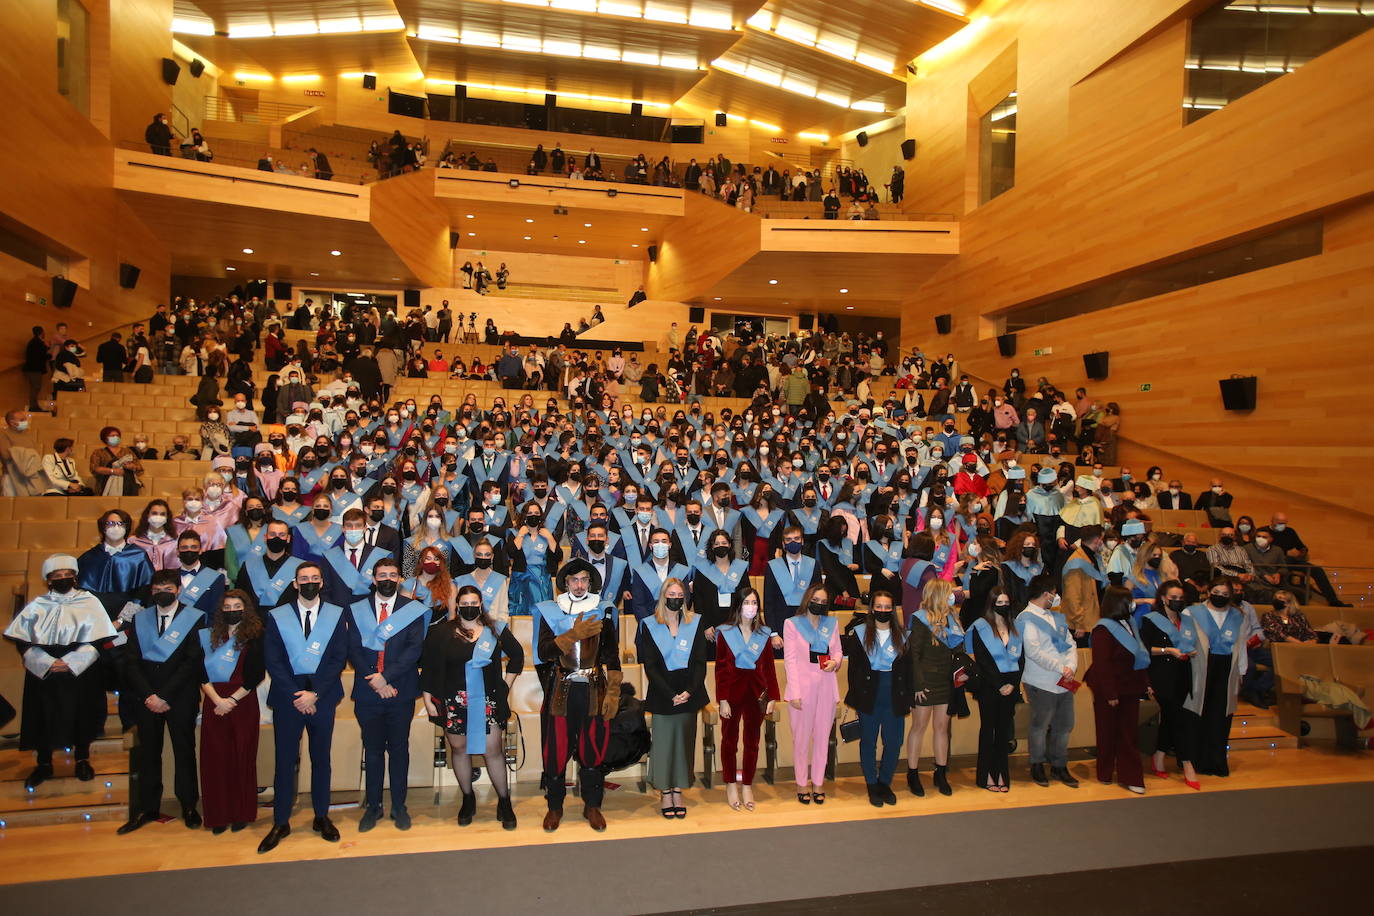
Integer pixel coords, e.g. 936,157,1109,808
918,578,955,638
653,577,694,626
1132,535,1177,586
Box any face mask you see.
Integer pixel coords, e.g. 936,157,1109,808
1219,536,1234,546
741,603,759,620
1212,486,1224,494
15,420,29,432
402,470,418,481
1147,556,1162,569
636,510,653,526
808,601,829,616
1272,523,1287,532
331,478,350,491
486,494,500,506
206,414,220,423
1182,545,1197,554
421,560,441,575
1208,593,1230,609
458,604,482,621
104,523,127,541
1049,594,1061,608
205,485,223,501
344,529,365,546
1169,488,1180,496
374,579,399,598
178,550,201,567
310,507,330,522
784,541,804,555
856,470,870,481
665,596,685,612
1238,523,1252,534
150,590,178,609
298,582,322,600
426,516,442,530
474,556,493,570
711,544,731,560
280,490,298,503
651,543,671,560
928,517,943,531
968,542,982,557
526,515,542,528
483,447,496,458
222,611,244,626
148,514,167,529
50,576,76,594
184,500,202,515
266,536,289,554
1255,537,1270,549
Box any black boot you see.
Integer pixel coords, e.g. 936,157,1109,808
867,783,884,808
933,764,952,797
457,791,477,826
496,796,517,831
1030,763,1049,787
906,768,924,797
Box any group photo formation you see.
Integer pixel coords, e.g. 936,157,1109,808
2,0,1371,912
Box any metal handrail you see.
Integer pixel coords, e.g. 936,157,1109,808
204,96,310,124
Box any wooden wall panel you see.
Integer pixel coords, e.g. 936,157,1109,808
645,193,760,302
109,0,173,146
368,168,453,288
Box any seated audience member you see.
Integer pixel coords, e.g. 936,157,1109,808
43,437,93,495
1268,512,1348,606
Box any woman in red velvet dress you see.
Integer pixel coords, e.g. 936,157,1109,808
198,589,265,833
714,587,779,811
1084,586,1152,795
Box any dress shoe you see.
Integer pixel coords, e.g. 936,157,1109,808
542,808,562,832
257,823,291,854
496,796,517,831
24,765,53,790
583,805,606,832
933,765,953,797
906,769,925,797
457,791,477,826
1051,766,1079,788
183,809,202,829
867,784,884,808
117,811,160,835
230,822,248,832
1030,763,1049,787
211,825,227,835
358,805,382,833
391,807,412,831
880,783,897,806
74,760,95,782
313,816,340,842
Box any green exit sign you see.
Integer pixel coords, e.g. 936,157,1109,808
1138,383,1152,392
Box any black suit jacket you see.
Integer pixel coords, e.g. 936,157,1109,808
119,607,207,708
1158,491,1193,510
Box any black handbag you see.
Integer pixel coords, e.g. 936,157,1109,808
839,714,861,743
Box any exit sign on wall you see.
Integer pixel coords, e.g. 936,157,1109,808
1138,383,1152,392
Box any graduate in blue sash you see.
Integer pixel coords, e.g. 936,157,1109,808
713,588,779,811
1017,572,1081,790
965,589,1023,792
639,580,709,819
842,590,913,807
116,569,206,834
235,519,301,610
223,497,270,583
905,578,966,798
321,508,389,608
422,584,523,830
1084,587,1152,794
629,529,692,620
1179,578,1248,780
452,539,509,622
1139,581,1199,787
581,520,629,618
508,500,560,615
347,558,429,832
692,531,750,631
782,583,842,805
172,530,226,616
291,493,343,564
271,477,310,526
258,562,349,854
763,526,820,639
198,590,265,833
863,514,907,590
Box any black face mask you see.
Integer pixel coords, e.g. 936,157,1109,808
474,556,493,570
587,539,606,554
246,507,266,523
532,487,548,498
873,610,894,624
330,478,349,491
803,498,817,508
1208,593,1230,609
382,485,397,496
298,582,322,600
1219,536,1234,546
665,596,685,612
369,509,385,524
1167,598,1187,612
266,536,289,554
1147,556,1162,569
458,605,482,621
403,471,418,481
152,591,177,608
280,490,298,503
809,601,830,616
312,507,331,521
1021,546,1038,559
711,544,731,559
686,513,702,526
178,550,201,567
434,497,449,508
1182,545,1197,554
50,576,76,594
375,580,399,598
222,611,243,626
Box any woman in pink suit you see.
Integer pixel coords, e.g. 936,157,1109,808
783,582,842,805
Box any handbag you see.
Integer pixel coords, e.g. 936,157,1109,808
839,713,861,743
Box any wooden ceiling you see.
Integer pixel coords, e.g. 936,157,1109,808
434,196,669,260
178,30,420,77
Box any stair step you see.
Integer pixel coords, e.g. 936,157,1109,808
0,749,127,782
1228,722,1289,740
1228,734,1299,751
0,774,128,812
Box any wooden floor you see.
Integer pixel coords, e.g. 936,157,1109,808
1,745,1369,885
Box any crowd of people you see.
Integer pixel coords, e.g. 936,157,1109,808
3,292,1357,855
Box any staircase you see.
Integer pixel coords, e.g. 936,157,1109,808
1229,702,1299,752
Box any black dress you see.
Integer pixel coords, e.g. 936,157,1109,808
968,624,1022,786
1140,614,1192,760
419,622,524,737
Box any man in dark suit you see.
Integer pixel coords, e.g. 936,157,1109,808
174,530,226,615
346,558,427,832
320,508,388,607
467,433,511,500
258,562,349,854
236,519,301,609
116,569,206,833
762,526,820,637
1157,480,1193,510
362,495,401,556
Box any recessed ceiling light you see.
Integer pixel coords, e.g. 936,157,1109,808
584,223,592,228
768,279,778,285
465,214,474,219
846,305,855,310
713,297,721,300
839,288,849,293
578,240,586,244
525,218,534,223
242,248,254,254
631,243,639,248
467,232,476,236
310,272,319,276
391,276,400,280
225,266,236,271
330,250,342,256
640,227,649,231
523,235,531,240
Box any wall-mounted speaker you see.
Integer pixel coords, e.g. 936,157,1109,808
118,263,141,290
404,289,421,310
449,231,460,250
688,306,705,324
630,102,643,118
1083,350,1109,380
1219,375,1258,411
934,313,951,335
647,245,658,263
798,313,814,331
996,333,1017,357
362,74,377,90
856,131,869,147
455,84,466,100
246,280,267,300
272,281,292,301
544,93,556,107
51,276,77,309
188,59,205,79
161,58,181,85
901,138,916,160
715,112,727,127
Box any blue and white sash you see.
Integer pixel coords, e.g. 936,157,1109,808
643,614,702,671
914,609,965,649
853,623,898,672
352,597,429,651
790,614,836,655
966,618,1022,673
769,555,814,605
179,567,222,608
200,630,242,682
1016,610,1072,654
135,606,203,662
1099,618,1150,670
270,603,343,675
866,539,904,573
1188,605,1241,656
1144,611,1197,655
719,624,770,670
227,525,267,563
323,545,384,598
244,555,303,607
463,626,501,753
295,522,342,556
453,571,506,609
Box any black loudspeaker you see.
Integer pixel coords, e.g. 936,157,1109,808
856,131,869,147
189,59,205,78
545,93,556,107
272,281,292,300
631,102,643,117
450,231,460,250
246,280,268,299
455,84,466,100
118,263,140,289
901,138,916,159
798,313,814,331
404,289,421,310
996,333,1017,357
161,58,181,85
1083,350,1109,380
1219,376,1258,411
647,245,658,263
715,112,727,127
688,306,705,323
363,74,377,90
934,313,952,335
51,276,77,308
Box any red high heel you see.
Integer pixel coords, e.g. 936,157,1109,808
1183,778,1201,791
1150,767,1170,779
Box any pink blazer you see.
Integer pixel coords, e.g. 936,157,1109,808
782,616,842,705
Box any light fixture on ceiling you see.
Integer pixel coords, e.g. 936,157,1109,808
310,272,319,276
467,232,476,236
330,250,342,256
584,223,592,227
523,235,532,240
242,248,254,254
768,279,778,285
525,218,534,223
839,288,849,293
631,243,639,248
713,297,722,300
225,266,236,271
465,213,475,219
170,17,215,35
846,305,855,310
578,240,586,244
640,226,648,231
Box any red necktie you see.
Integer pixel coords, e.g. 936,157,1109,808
350,548,360,568
376,601,389,674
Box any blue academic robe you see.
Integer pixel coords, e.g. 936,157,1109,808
77,543,153,616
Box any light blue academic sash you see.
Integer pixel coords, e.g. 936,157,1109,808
742,507,785,540
557,486,591,522
643,613,702,671
866,539,904,573
297,466,328,493
904,558,934,589
273,503,310,525
1062,554,1108,585
402,577,433,604
200,629,242,682
852,623,898,672
1144,611,1197,655
790,614,836,655
769,555,814,605
447,535,476,566
966,618,1023,673
719,624,770,670
471,453,509,487
453,571,506,609
270,603,344,675
179,567,222,608
1098,618,1150,670
295,522,342,556
134,606,204,662
793,506,824,535
634,561,690,597
1188,605,1241,656
694,558,748,598
227,525,267,563
821,538,854,567
1003,560,1041,585
245,555,303,606
463,626,501,753
1016,609,1072,654
352,597,430,651
323,545,384,598
914,608,965,649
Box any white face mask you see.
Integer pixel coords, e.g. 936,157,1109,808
928,517,943,530
184,500,202,515
205,485,223,500
147,514,167,529
741,603,759,620
968,542,982,557
104,523,126,542
425,516,442,530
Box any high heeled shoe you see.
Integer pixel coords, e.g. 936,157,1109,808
1184,778,1202,791
1150,766,1170,779
725,782,741,811
660,790,675,818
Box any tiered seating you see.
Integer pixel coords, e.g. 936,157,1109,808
1272,643,1374,748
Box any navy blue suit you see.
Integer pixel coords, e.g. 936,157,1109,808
320,542,387,609
346,596,426,811
263,601,349,823
763,554,821,635
175,565,226,617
